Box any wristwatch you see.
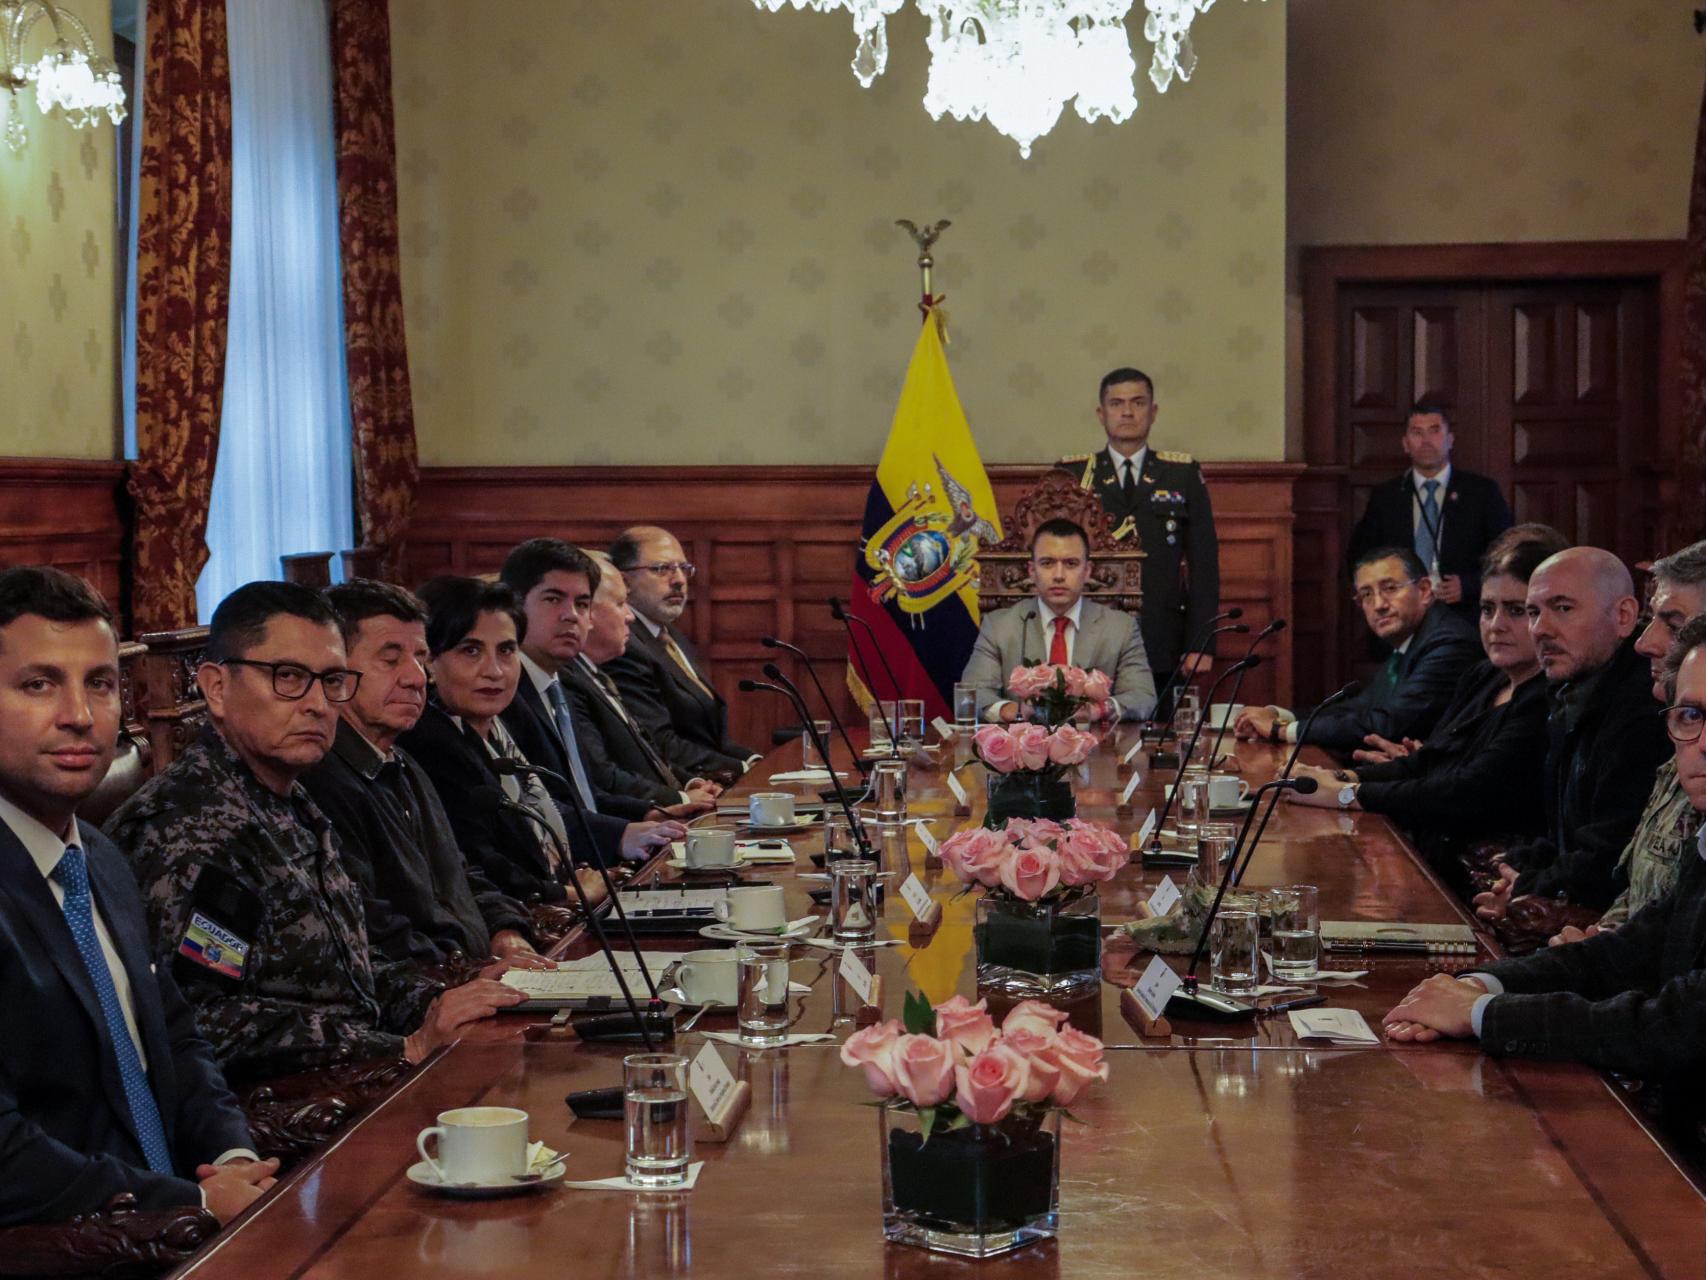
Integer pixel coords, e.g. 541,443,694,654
1337,784,1358,809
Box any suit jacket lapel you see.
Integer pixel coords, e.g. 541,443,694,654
517,673,565,754
1074,602,1104,670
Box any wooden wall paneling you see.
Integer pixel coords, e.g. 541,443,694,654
0,459,128,613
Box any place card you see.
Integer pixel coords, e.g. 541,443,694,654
945,769,970,814
689,1041,737,1117
1136,808,1158,847
839,948,876,1005
1145,875,1182,918
899,873,935,922
1121,954,1179,1038
1122,738,1146,764
914,818,943,869
931,716,955,740
1119,770,1143,806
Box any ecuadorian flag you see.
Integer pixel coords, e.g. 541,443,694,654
850,307,1002,721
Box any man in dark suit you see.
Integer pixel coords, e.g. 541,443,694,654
1235,547,1480,754
0,566,275,1227
1345,398,1512,622
1383,612,1706,1094
1054,367,1220,701
605,525,758,784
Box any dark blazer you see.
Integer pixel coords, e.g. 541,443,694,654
1355,661,1550,855
604,621,755,782
1345,467,1513,621
399,703,626,899
499,671,653,821
0,821,253,1225
1504,638,1674,910
1478,847,1706,1081
563,658,682,808
1302,603,1481,753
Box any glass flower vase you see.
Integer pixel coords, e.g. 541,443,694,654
879,1102,1061,1257
973,883,1102,999
982,769,1076,828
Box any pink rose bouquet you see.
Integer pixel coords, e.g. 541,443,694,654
841,993,1107,1128
1004,662,1114,727
971,723,1095,777
938,816,1127,903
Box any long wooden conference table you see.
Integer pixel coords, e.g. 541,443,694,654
170,729,1706,1278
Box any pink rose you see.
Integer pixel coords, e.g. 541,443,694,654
1007,665,1052,700
839,1019,903,1095
1058,820,1126,885
999,1025,1063,1102
1062,666,1087,698
890,1034,958,1108
1080,669,1113,702
932,994,997,1056
1042,1026,1109,1106
1047,725,1095,766
940,826,1008,887
954,1042,1030,1125
974,725,1020,774
1013,723,1051,772
1002,1000,1071,1040
999,845,1061,901
1003,817,1063,849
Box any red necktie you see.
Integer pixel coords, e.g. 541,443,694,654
1048,615,1070,666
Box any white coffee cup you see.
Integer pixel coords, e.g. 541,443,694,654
416,1106,528,1185
748,792,796,827
1208,774,1250,808
716,884,788,933
671,949,740,1005
1209,702,1244,729
685,826,739,868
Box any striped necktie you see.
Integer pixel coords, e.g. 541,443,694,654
544,680,599,813
661,629,716,699
591,663,680,788
53,845,173,1174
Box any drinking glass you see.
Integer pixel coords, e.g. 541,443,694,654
1192,820,1237,894
824,810,871,862
1173,688,1200,742
872,759,908,822
868,701,898,749
829,859,879,941
623,1053,691,1187
953,682,980,729
799,719,832,771
1175,764,1211,839
898,699,926,747
1209,910,1260,996
737,943,793,1044
1269,884,1320,980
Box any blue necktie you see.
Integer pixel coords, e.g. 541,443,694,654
53,845,173,1174
1415,479,1440,571
545,680,599,813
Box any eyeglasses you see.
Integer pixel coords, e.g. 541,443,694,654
629,561,696,580
1662,703,1706,744
221,658,362,703
1353,580,1419,606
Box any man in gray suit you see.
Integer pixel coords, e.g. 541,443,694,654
960,518,1156,722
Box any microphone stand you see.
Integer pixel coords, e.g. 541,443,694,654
1166,775,1319,1019
1232,681,1362,888
1147,656,1261,854
743,674,877,861
1145,609,1244,743
1205,620,1287,768
1146,622,1250,763
761,635,870,776
829,597,902,758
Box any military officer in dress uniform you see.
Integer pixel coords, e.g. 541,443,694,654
1054,367,1220,710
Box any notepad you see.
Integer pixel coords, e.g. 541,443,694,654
1288,1007,1380,1045
1319,921,1478,955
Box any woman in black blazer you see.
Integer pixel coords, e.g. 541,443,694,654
1290,527,1568,886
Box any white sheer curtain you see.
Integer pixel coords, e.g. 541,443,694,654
194,0,354,619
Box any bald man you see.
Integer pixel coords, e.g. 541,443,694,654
1478,548,1672,917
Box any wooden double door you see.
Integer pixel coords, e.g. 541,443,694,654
1297,243,1682,706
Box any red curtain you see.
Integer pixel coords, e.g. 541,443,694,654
331,0,419,582
128,0,233,631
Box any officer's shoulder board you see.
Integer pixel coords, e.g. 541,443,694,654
1155,449,1196,465
1056,453,1096,488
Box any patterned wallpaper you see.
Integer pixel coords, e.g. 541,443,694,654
0,0,117,460
388,0,1289,466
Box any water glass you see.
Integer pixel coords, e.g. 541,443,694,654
1176,764,1211,838
799,719,832,771
1192,820,1237,894
737,943,793,1044
623,1053,691,1187
1209,909,1260,996
1269,884,1320,980
824,810,870,862
829,859,880,941
897,699,926,747
872,759,908,822
868,701,898,749
1174,687,1200,742
953,681,980,729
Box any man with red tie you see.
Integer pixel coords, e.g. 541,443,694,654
958,518,1156,723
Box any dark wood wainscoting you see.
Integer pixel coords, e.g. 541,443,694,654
408,463,1302,750
0,459,128,611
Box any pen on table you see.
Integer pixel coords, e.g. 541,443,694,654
1263,993,1326,1014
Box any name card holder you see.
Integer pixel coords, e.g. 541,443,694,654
945,770,972,817
854,974,885,1026
1114,770,1144,818
691,1041,751,1143
907,900,943,947
1119,989,1172,1040
694,1079,752,1144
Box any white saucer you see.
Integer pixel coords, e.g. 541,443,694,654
743,815,819,834
657,985,735,1012
407,1159,567,1198
698,917,821,943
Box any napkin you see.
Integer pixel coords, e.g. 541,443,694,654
1287,1007,1381,1045
563,1161,705,1193
525,1141,562,1173
767,769,841,783
701,1032,836,1049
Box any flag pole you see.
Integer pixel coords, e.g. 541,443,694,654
896,218,950,320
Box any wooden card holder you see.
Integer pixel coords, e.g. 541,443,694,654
853,974,884,1026
1120,988,1172,1039
907,900,943,947
694,1079,752,1144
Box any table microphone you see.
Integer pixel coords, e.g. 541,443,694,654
467,787,669,1050
1146,622,1249,759
760,635,870,776
742,675,876,861
1233,680,1362,886
1166,774,1319,1020
1146,608,1244,740
1147,654,1261,854
1203,618,1286,766
828,597,904,754
487,758,662,1003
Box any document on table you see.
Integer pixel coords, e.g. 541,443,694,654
1287,1007,1381,1046
502,952,679,1002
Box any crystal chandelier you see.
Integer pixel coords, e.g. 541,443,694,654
750,0,1257,158
1,1,127,156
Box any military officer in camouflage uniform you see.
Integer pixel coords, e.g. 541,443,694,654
109,582,523,1083
1055,368,1221,707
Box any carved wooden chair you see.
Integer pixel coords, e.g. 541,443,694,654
279,552,333,588
975,471,1145,614
136,628,210,776
0,1195,218,1279
80,642,153,828
237,1057,415,1164
339,547,385,581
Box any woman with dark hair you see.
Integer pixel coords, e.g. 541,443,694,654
1287,525,1569,893
399,576,624,908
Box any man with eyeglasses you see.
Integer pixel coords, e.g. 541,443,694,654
1385,614,1706,1116
1235,546,1479,753
110,582,523,1082
1471,547,1673,922
605,526,759,784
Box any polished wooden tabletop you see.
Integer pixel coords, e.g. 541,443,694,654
170,726,1706,1278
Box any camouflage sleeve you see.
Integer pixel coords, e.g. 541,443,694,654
371,952,442,1035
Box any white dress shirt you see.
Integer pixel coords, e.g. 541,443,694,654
1106,443,1149,493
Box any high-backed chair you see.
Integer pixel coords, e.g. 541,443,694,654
81,641,153,828
279,552,333,588
340,547,384,582
137,628,211,775
975,470,1145,614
